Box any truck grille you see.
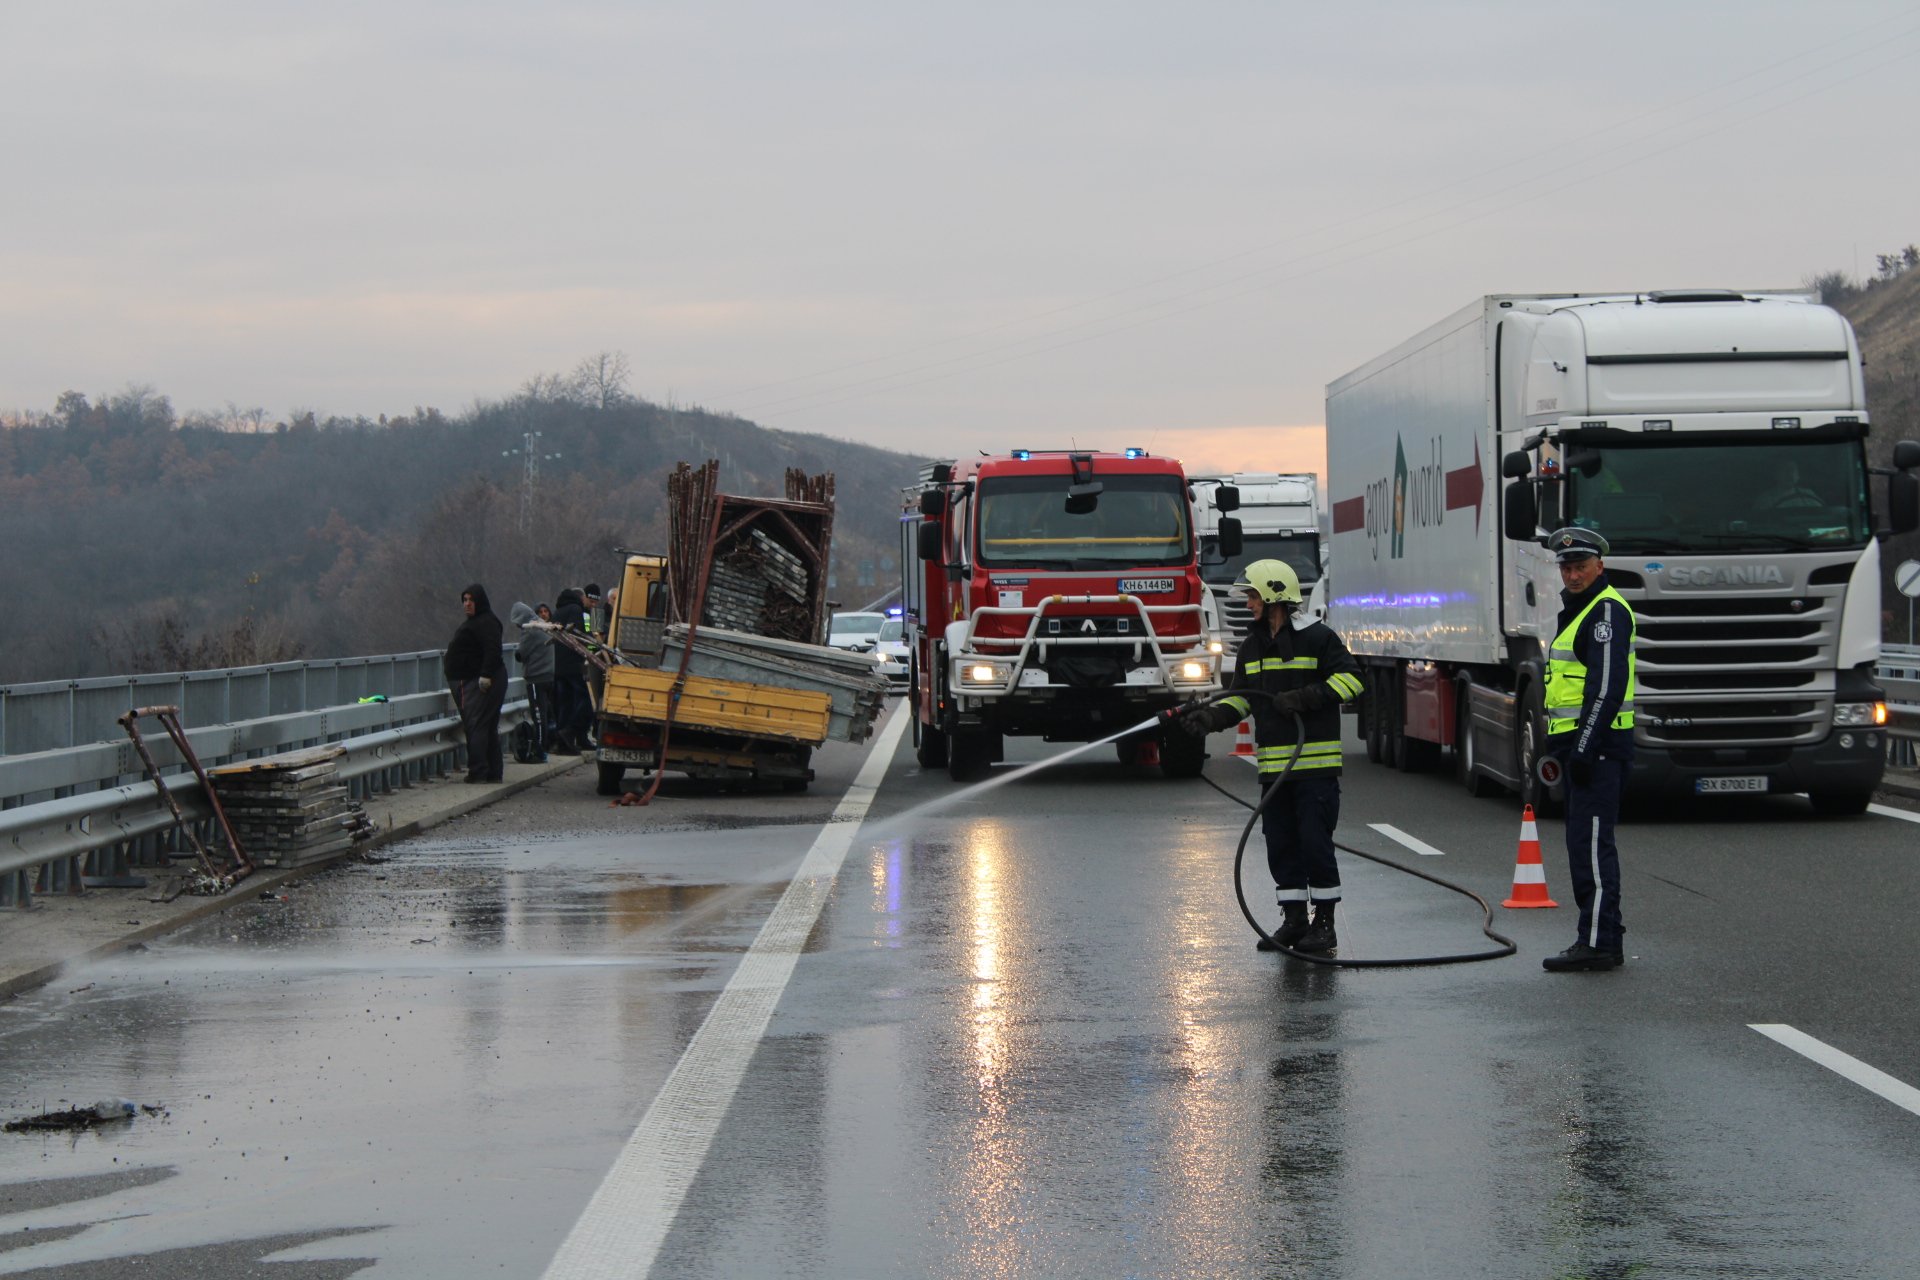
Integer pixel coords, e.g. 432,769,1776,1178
1616,571,1843,748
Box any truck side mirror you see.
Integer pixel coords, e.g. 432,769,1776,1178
1500,450,1532,479
1890,471,1920,535
919,489,946,517
1215,516,1243,559
1503,479,1539,542
1212,485,1240,512
916,521,944,562
1894,439,1920,471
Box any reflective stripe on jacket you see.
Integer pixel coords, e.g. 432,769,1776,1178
1219,617,1363,775
1545,582,1637,754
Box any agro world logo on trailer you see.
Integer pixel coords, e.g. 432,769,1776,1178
1331,434,1484,561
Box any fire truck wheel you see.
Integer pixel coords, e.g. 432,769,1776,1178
916,722,949,769
596,762,627,797
947,731,992,782
1159,727,1207,778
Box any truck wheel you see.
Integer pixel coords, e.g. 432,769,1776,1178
916,721,948,769
1457,684,1502,798
1808,787,1872,816
1159,727,1207,779
1517,684,1561,818
947,731,991,782
596,762,626,797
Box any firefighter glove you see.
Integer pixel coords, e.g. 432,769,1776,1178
1268,689,1307,716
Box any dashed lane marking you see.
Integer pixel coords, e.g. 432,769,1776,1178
1867,803,1920,825
1750,1023,1920,1118
1367,823,1448,857
541,708,911,1280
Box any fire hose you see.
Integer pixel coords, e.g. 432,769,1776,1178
1178,692,1517,968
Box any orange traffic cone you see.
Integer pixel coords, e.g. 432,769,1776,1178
1232,720,1256,758
1501,804,1559,908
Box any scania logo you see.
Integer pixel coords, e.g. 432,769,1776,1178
1665,565,1787,587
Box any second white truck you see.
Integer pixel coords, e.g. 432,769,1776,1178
1326,289,1920,814
1193,472,1322,659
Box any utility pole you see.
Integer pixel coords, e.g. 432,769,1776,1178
502,430,561,533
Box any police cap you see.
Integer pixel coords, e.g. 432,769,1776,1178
1547,526,1608,563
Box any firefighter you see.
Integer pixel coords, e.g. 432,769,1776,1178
1541,526,1635,972
1169,559,1364,953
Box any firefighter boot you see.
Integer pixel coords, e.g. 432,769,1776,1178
1295,903,1338,955
1257,902,1310,952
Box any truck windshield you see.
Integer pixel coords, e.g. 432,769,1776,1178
1201,534,1320,585
977,474,1191,569
1565,439,1870,552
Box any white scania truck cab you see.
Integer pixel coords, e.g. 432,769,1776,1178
1326,289,1920,815
1193,473,1322,662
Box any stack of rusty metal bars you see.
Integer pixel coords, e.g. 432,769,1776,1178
666,461,837,646
208,746,375,868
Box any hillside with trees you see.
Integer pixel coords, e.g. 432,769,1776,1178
1822,246,1920,642
0,357,927,684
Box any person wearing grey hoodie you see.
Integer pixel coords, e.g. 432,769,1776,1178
511,601,556,757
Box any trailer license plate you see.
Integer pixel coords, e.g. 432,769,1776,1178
1695,776,1767,794
1118,578,1175,594
600,748,656,766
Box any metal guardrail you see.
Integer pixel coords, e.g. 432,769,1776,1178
2,684,527,908
0,651,452,758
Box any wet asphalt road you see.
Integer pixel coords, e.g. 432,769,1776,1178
4,704,1920,1278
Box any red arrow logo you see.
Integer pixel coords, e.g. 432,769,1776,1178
1445,436,1484,532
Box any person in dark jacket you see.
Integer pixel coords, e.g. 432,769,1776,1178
1541,526,1636,972
511,601,555,757
444,583,508,782
1171,558,1364,954
550,587,591,754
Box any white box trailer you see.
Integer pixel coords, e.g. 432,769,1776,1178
1326,289,1920,815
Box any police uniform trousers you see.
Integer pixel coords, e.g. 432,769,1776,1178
1260,774,1342,902
1562,755,1626,951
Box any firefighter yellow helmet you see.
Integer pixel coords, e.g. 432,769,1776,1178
1232,558,1303,606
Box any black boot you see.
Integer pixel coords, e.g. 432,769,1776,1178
1258,902,1310,952
1295,903,1338,955
1542,941,1622,972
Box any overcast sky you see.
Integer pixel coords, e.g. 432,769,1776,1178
4,1,1917,477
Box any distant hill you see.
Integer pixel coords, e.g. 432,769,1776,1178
1831,263,1920,640
0,388,929,683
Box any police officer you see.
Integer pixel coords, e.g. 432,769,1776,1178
1171,559,1364,954
1542,527,1636,973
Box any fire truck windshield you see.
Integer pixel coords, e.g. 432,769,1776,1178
977,474,1191,569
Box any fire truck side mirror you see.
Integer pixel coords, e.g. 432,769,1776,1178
1502,478,1539,542
1215,516,1243,558
916,521,944,562
919,489,946,517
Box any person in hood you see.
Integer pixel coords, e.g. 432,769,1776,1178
550,587,591,754
511,601,556,756
444,583,508,782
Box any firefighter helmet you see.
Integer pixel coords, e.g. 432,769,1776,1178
1232,558,1304,606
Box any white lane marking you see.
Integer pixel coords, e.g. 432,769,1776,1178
542,708,911,1280
1750,1023,1920,1117
1868,803,1920,825
1368,822,1447,857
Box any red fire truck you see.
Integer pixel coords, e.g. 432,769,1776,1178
901,448,1242,781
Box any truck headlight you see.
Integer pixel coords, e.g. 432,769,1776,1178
961,661,1010,687
1833,701,1887,727
1173,659,1212,683
1208,639,1225,655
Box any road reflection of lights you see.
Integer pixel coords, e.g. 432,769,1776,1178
967,826,1009,1097
868,839,904,945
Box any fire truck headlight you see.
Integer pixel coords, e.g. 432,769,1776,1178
962,662,1010,687
1208,639,1225,655
1174,659,1211,683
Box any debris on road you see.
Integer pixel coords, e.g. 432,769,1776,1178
5,1100,167,1133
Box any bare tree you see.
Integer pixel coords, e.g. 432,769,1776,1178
571,350,633,411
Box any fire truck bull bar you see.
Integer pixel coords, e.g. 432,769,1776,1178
949,595,1220,697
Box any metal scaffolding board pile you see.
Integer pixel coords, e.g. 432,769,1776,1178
660,625,889,743
208,746,374,868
